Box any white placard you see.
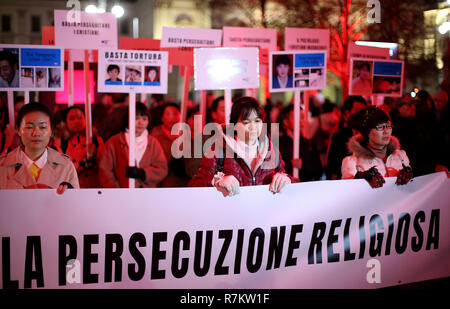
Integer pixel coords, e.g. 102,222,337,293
347,42,391,61
54,10,117,49
285,28,330,55
160,26,222,48
0,44,64,91
223,26,277,50
194,47,259,90
97,49,168,94
349,57,404,97
270,50,327,92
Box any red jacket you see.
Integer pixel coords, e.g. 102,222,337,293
189,134,285,187
98,132,168,188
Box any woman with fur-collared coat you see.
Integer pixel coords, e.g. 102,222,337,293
341,106,413,188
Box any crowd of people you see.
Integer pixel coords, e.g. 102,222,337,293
0,88,449,195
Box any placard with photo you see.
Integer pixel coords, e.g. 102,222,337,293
269,50,327,92
0,44,64,91
98,49,168,93
349,58,404,97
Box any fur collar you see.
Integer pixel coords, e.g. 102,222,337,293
347,134,401,159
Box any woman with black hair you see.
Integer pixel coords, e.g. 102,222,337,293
189,96,290,196
98,102,168,188
151,103,190,187
0,102,79,191
52,106,104,188
341,106,413,188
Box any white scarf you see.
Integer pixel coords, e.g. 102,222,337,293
222,132,269,174
125,130,148,167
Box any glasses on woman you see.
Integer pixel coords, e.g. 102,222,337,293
375,123,392,131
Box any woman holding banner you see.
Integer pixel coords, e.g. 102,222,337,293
341,106,413,188
0,102,79,192
98,102,168,188
189,96,291,196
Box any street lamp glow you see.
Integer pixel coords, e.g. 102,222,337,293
439,22,450,34
111,5,125,18
97,7,106,13
85,4,98,13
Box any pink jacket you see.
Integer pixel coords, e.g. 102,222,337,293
98,132,168,188
0,146,79,189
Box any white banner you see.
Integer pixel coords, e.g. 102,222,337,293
0,173,449,289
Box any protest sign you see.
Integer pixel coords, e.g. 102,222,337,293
270,50,327,92
285,28,330,55
349,58,404,97
54,10,117,49
0,44,64,91
0,173,448,289
194,47,259,91
97,49,168,93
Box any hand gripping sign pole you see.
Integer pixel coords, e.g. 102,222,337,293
128,92,136,188
293,90,301,179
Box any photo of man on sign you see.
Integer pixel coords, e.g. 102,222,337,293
105,64,123,85
0,49,20,88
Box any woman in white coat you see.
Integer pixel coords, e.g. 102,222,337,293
341,106,413,188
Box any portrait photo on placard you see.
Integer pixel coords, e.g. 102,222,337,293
105,64,123,85
272,53,293,89
309,68,325,88
20,67,34,88
351,60,373,96
373,76,401,94
125,65,142,85
35,68,47,88
48,67,61,88
295,79,309,88
0,48,20,88
144,65,161,86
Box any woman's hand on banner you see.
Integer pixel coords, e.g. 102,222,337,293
269,173,291,194
215,175,240,197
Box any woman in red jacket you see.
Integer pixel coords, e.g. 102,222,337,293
98,102,168,188
189,96,290,196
